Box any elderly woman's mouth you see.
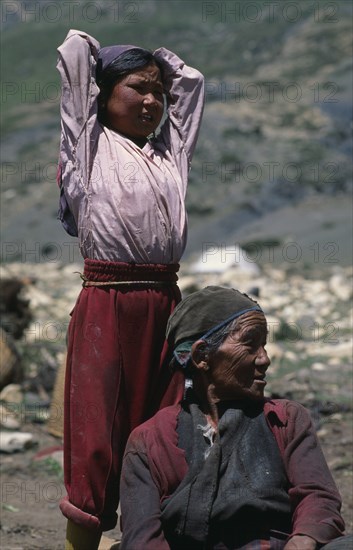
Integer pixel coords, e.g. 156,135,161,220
254,377,267,385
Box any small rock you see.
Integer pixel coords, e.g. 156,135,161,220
0,329,22,389
284,350,297,362
330,413,343,422
0,431,35,453
311,362,326,371
190,246,260,275
265,342,284,361
0,403,21,429
266,268,287,283
328,457,352,471
0,383,23,404
22,392,50,423
317,428,328,438
246,286,260,297
178,276,200,294
99,536,120,550
329,274,352,301
296,368,311,382
219,267,258,287
308,341,352,359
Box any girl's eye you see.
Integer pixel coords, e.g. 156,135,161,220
133,86,163,99
130,83,144,92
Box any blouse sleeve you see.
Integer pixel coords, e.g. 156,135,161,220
57,29,100,193
120,439,171,550
153,47,205,171
281,402,345,545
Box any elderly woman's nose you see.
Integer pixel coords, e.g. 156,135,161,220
255,347,271,369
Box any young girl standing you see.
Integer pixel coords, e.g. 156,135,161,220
56,29,204,549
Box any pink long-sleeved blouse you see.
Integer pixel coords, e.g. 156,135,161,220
57,29,205,264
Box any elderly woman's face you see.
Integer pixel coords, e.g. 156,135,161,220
208,311,270,402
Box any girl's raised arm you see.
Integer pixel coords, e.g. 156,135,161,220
57,29,100,146
153,48,205,170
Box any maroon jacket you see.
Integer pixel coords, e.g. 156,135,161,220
120,399,345,549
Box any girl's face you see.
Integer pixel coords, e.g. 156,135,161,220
105,62,164,141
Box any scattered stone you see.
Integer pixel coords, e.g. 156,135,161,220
246,286,260,297
0,383,23,404
328,457,352,471
0,403,21,429
267,269,287,283
0,278,32,339
0,431,36,453
22,392,50,423
317,428,328,439
178,276,200,295
329,273,353,301
311,362,326,371
189,246,260,275
284,350,297,362
99,536,121,550
328,358,342,366
308,341,352,359
265,342,284,362
330,413,343,422
0,328,22,389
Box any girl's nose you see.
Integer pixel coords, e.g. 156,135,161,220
143,93,157,106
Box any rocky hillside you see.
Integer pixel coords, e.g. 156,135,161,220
1,0,352,264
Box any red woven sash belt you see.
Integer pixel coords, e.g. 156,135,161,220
80,258,179,287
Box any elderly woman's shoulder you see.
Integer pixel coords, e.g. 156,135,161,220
126,403,182,450
264,398,312,426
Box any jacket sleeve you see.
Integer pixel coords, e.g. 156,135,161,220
120,435,171,550
153,47,205,173
57,29,100,196
280,401,345,544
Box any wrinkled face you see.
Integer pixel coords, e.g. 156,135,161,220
209,311,270,402
105,62,164,140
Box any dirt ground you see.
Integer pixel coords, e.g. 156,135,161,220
1,408,352,550
0,420,122,550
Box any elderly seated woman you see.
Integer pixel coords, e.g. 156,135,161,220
120,286,351,550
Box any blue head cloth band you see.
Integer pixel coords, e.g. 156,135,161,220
173,304,262,368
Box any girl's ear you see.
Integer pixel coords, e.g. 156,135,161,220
191,340,209,372
97,94,106,109
97,93,107,124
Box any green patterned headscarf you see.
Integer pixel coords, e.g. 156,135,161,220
166,286,262,367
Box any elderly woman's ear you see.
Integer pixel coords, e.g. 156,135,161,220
191,340,210,371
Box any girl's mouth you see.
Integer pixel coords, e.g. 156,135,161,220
140,114,153,123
